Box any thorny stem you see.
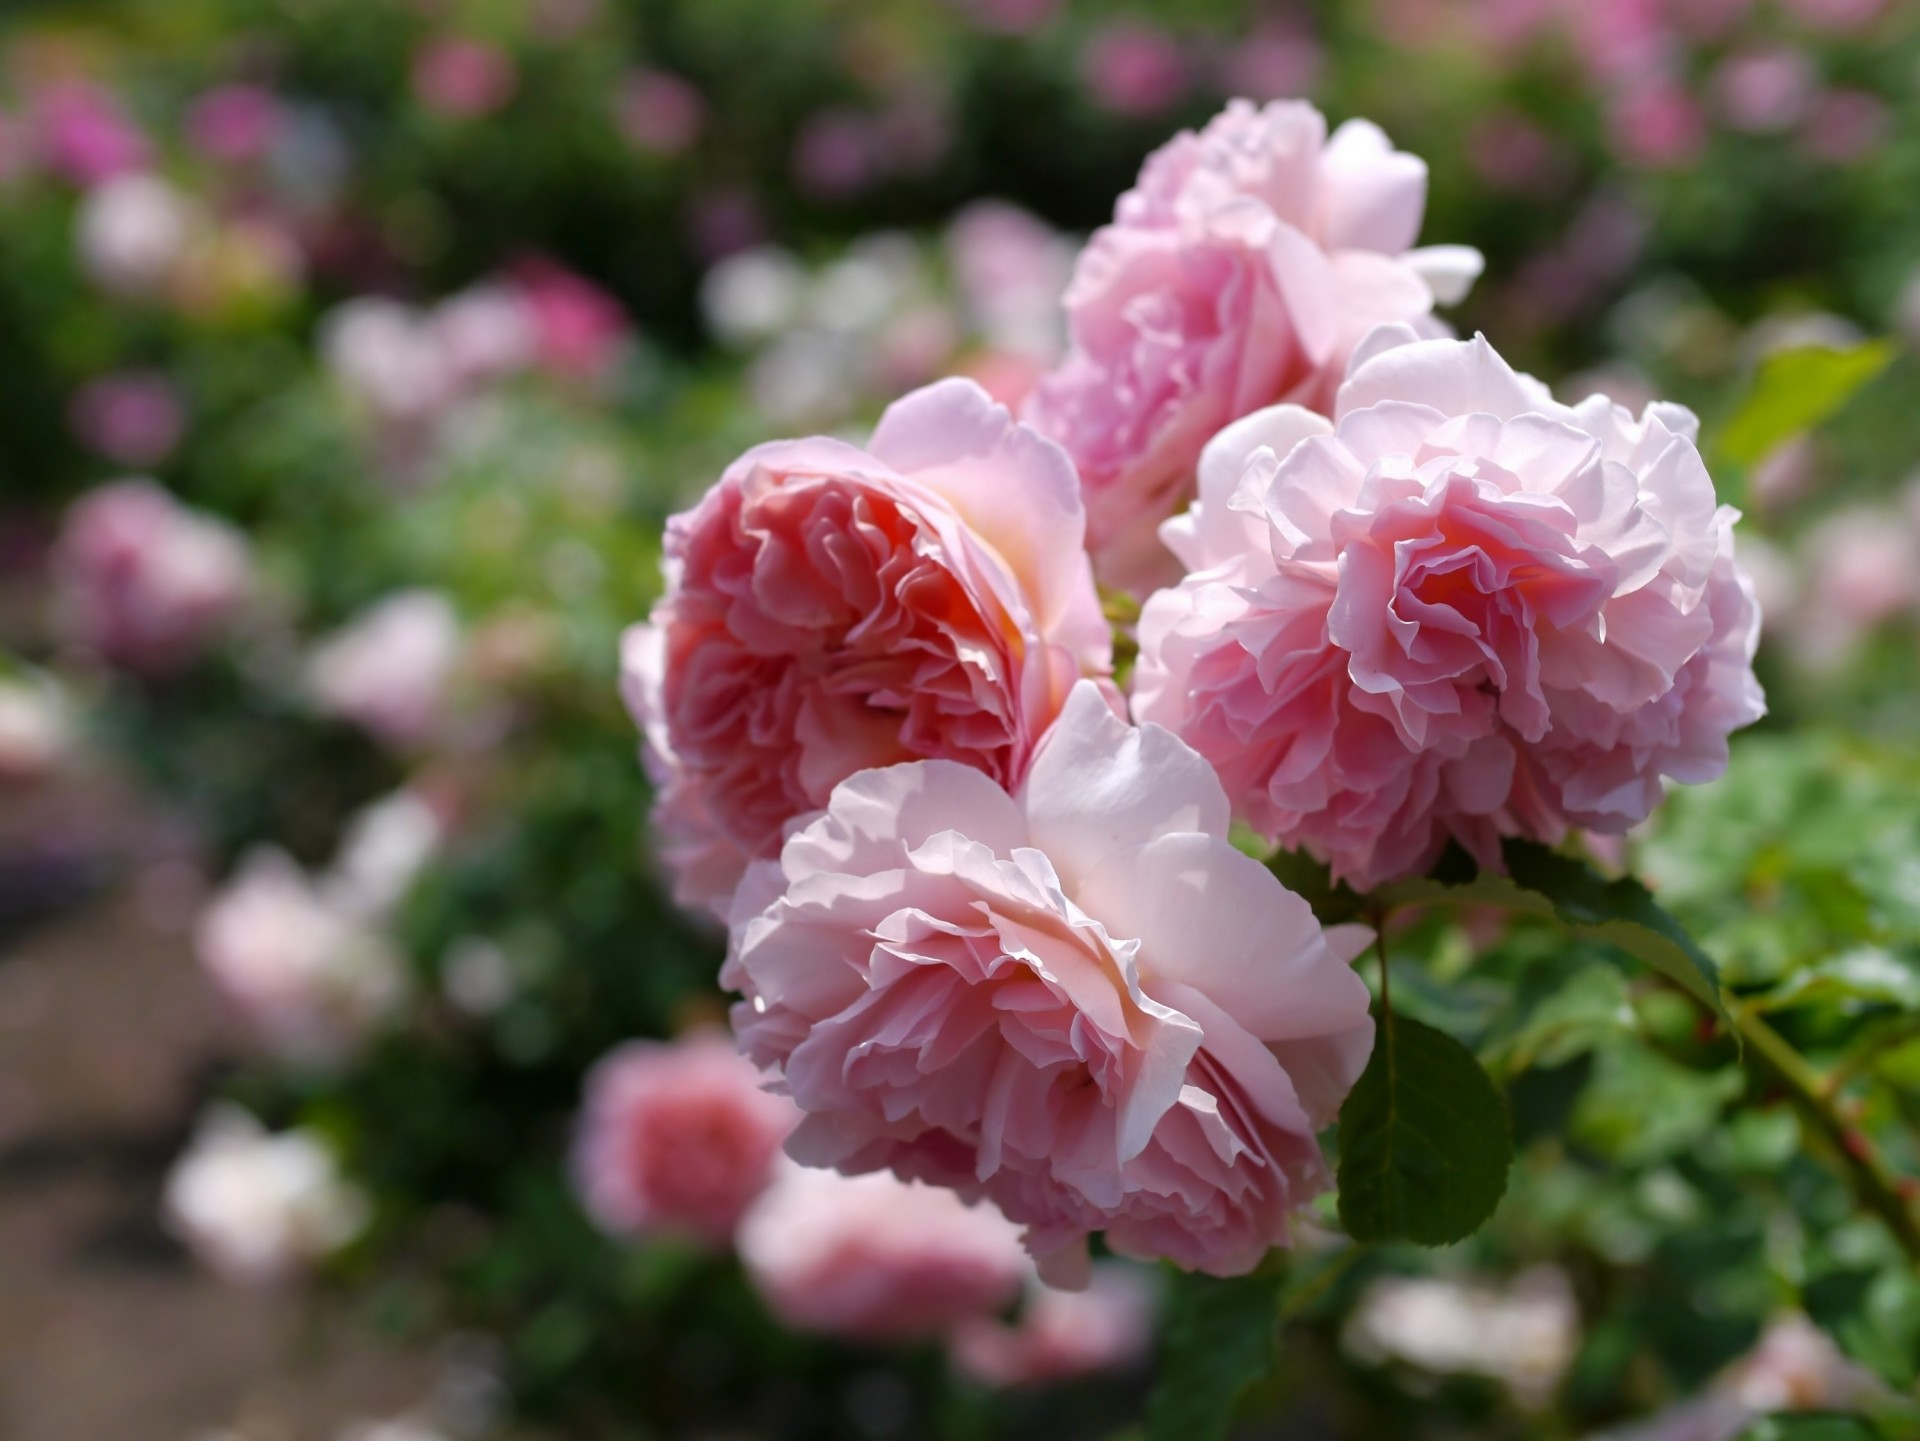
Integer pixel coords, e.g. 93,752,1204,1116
1725,999,1920,1270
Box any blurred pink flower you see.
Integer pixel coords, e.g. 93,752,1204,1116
792,110,880,199
622,378,1111,916
433,283,536,386
1567,0,1678,86
951,1265,1157,1386
196,848,406,1067
32,82,150,186
1607,84,1707,169
1025,99,1480,591
617,70,705,156
513,258,629,382
726,682,1376,1280
687,187,766,261
307,589,462,750
1779,0,1884,30
185,84,285,164
1714,48,1815,134
322,297,458,427
738,1165,1029,1341
1793,506,1917,658
54,478,251,674
946,201,1071,360
1801,89,1889,163
1080,21,1191,117
1220,25,1323,102
1469,113,1560,192
1134,330,1766,889
412,38,518,119
571,1031,796,1245
68,371,185,467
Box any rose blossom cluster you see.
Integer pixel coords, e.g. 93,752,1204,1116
620,98,1765,1283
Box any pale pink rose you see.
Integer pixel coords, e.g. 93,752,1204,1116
946,202,1072,361
432,283,536,386
1607,84,1707,169
1790,506,1917,660
185,84,284,164
950,1263,1156,1387
1713,48,1814,134
68,371,185,467
571,1031,796,1244
617,70,705,156
1220,25,1322,103
195,848,407,1067
412,38,518,119
1080,22,1191,117
737,1164,1029,1340
1024,100,1480,591
1779,0,1883,29
321,297,458,427
307,589,462,750
726,682,1376,1280
623,377,1112,916
76,173,196,298
1801,89,1889,163
54,479,251,674
1133,328,1767,890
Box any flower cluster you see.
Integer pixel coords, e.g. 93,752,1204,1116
624,97,1766,1282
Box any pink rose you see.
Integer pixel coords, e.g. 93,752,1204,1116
950,1263,1157,1387
68,371,186,467
185,84,284,164
412,38,518,119
622,378,1112,916
737,1164,1028,1341
307,589,462,750
1024,100,1479,592
1133,327,1766,890
512,258,629,383
726,682,1375,1280
617,70,706,157
54,479,251,674
571,1031,796,1245
32,83,150,187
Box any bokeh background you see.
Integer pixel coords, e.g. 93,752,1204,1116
3,1,1920,1439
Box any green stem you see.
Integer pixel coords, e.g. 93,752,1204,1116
1727,999,1920,1270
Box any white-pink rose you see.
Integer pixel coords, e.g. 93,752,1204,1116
622,377,1112,916
571,1030,797,1245
950,1263,1157,1387
737,1163,1029,1341
54,478,251,674
308,589,462,750
1134,327,1767,890
1024,99,1480,591
727,681,1375,1281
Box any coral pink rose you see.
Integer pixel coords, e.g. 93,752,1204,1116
571,1031,797,1245
737,1163,1028,1341
950,1262,1157,1387
622,377,1112,916
1024,99,1480,591
726,681,1375,1280
54,478,251,674
1133,327,1766,890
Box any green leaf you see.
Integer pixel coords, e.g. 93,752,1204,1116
1145,1270,1279,1441
1763,949,1920,1013
1716,340,1897,471
1337,1013,1512,1246
1736,1417,1879,1441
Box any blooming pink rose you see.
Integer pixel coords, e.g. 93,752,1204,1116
307,589,462,750
950,1263,1157,1387
54,479,251,674
726,681,1375,1280
1024,100,1480,591
623,377,1112,916
571,1031,796,1245
737,1163,1029,1341
1133,328,1767,890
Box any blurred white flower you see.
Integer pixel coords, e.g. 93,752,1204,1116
807,233,922,335
327,788,444,920
1344,1266,1580,1406
338,1420,451,1441
700,245,807,347
76,173,196,297
196,848,407,1067
432,283,536,387
945,201,1072,360
322,297,458,427
163,1104,370,1285
442,937,515,1016
0,671,72,783
307,589,462,750
747,331,859,424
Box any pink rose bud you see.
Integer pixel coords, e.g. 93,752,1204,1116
737,1165,1030,1340
307,589,462,750
726,682,1376,1281
69,371,186,467
571,1031,796,1245
622,378,1114,916
950,1264,1157,1387
54,479,251,674
1133,328,1767,890
412,38,518,119
1024,100,1481,592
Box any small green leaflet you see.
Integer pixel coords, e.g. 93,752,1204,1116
1145,1270,1278,1441
1716,340,1896,471
1337,1013,1512,1246
1735,1417,1881,1441
1378,839,1727,1023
